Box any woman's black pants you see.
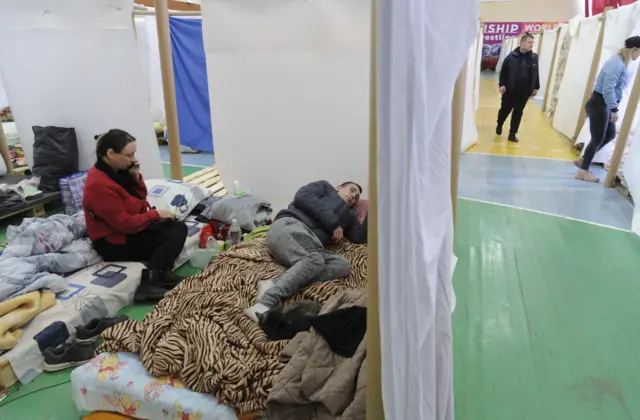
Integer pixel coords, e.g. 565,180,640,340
581,93,617,171
93,220,188,272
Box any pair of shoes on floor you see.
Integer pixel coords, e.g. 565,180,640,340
496,125,519,143
134,269,183,303
43,316,129,372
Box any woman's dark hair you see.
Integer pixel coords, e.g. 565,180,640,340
95,129,136,158
340,181,363,194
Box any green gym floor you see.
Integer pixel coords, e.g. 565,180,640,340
2,164,640,419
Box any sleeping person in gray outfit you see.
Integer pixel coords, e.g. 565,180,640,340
245,180,367,322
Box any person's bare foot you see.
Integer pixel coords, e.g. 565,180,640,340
575,170,599,183
573,158,583,169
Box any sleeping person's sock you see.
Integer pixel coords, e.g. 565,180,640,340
245,303,270,323
256,280,275,300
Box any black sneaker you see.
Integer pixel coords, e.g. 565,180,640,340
508,133,519,143
43,341,97,372
496,124,503,136
75,316,129,342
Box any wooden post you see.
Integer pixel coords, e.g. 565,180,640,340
0,121,14,174
366,0,383,417
451,62,467,223
155,0,183,180
604,66,640,188
537,32,544,56
574,10,609,139
543,28,560,112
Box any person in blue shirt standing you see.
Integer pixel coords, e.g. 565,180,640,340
575,36,640,182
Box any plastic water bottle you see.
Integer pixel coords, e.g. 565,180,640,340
229,219,242,246
206,236,221,251
232,180,246,197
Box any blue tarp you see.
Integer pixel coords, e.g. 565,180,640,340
169,17,214,153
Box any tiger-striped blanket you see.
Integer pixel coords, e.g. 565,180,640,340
97,239,368,414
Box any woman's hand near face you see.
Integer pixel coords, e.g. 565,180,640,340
129,161,141,181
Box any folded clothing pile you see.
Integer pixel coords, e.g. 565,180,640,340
0,213,101,302
267,290,367,420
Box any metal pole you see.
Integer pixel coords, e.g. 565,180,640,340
154,0,183,180
604,65,640,187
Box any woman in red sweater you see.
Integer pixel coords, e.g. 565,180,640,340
83,129,187,301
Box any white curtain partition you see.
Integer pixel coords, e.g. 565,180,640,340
545,24,569,114
495,37,512,74
536,28,558,101
574,2,640,164
200,0,369,213
0,0,163,178
0,76,8,108
552,16,602,139
377,0,477,418
142,15,166,124
134,17,152,119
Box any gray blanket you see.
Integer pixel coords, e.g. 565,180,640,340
202,193,272,230
0,213,101,302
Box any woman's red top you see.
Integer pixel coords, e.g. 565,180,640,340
83,166,160,244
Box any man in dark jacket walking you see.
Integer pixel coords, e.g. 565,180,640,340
497,32,540,143
245,180,367,321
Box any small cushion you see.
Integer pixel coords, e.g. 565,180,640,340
145,179,212,221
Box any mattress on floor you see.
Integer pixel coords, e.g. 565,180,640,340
71,352,237,420
1,262,144,385
174,215,206,270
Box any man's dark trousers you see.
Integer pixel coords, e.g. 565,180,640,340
497,86,530,135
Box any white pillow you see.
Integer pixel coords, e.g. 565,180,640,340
145,178,212,221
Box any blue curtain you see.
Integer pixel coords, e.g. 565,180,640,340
169,17,214,153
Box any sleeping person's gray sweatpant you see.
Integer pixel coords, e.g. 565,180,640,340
258,217,350,308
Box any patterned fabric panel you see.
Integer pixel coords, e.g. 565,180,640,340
549,31,573,118
98,239,367,414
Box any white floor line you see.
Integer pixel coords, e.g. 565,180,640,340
464,152,572,162
459,196,631,233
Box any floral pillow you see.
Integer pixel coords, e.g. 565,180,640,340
145,179,212,221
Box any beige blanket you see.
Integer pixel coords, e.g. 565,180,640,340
267,290,366,420
0,291,56,350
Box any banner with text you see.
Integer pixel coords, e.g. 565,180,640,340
482,22,561,58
